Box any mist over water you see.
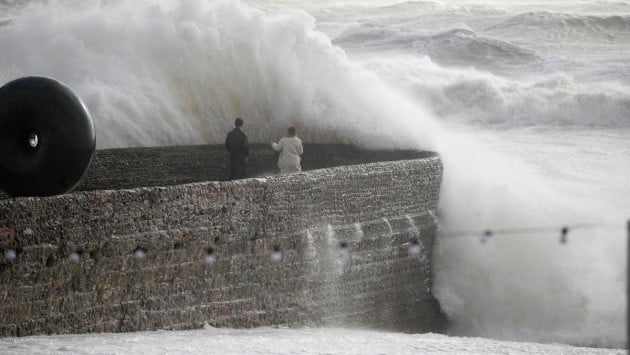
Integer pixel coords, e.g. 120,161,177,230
1,0,628,348
0,0,439,149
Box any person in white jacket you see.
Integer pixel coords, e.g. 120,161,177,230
271,126,303,174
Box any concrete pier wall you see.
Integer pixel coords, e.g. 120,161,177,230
0,145,446,336
77,143,435,191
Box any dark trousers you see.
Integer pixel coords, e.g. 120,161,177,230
230,159,247,180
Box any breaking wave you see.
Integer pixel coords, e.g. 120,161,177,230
407,60,630,127
0,0,439,149
335,26,540,70
486,11,630,42
0,0,626,349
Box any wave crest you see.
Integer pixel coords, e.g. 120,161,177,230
417,65,630,127
486,11,630,42
335,25,540,69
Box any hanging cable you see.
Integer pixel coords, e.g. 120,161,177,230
439,221,625,245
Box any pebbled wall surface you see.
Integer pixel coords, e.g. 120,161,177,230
0,145,446,337
76,143,436,191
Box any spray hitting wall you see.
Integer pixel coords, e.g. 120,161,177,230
0,0,627,348
0,0,439,149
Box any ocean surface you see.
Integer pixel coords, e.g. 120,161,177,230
1,0,628,351
0,326,624,355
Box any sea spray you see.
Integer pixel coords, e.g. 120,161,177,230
433,128,625,347
0,0,440,149
0,0,627,348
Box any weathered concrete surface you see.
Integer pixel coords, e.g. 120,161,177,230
0,147,445,337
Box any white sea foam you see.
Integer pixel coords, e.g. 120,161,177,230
0,327,621,355
0,0,628,348
0,0,439,149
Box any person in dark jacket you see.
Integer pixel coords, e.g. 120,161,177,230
225,117,249,179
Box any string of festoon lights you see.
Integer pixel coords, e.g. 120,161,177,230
3,220,628,349
2,221,628,263
439,220,629,245
440,219,630,351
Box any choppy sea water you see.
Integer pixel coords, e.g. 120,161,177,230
0,0,628,350
0,326,625,355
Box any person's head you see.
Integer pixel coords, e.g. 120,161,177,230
235,118,244,127
287,126,296,137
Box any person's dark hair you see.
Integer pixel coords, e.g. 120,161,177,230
287,126,296,136
235,118,243,127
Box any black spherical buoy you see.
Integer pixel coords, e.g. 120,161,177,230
0,76,95,197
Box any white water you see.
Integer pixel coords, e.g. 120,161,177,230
1,0,628,349
0,326,623,355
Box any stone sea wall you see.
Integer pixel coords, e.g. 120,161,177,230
76,143,435,191
0,145,446,337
